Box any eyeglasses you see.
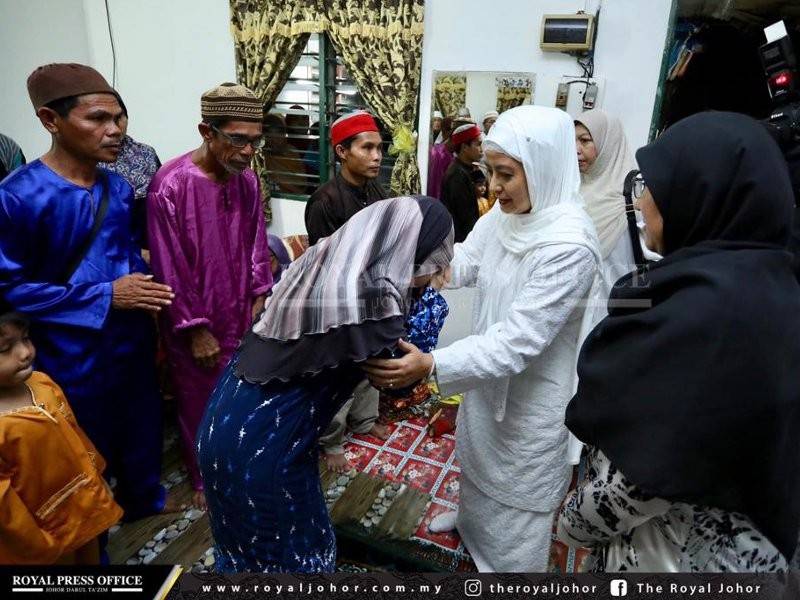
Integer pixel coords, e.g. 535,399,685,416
632,172,646,200
211,125,265,150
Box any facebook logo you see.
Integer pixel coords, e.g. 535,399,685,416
610,580,628,597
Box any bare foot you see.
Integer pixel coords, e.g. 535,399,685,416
192,490,208,511
368,423,391,441
323,453,350,474
160,493,188,514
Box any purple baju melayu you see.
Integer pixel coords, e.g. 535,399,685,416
426,142,454,199
147,152,272,490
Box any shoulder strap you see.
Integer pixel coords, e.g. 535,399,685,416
623,169,646,266
59,172,111,284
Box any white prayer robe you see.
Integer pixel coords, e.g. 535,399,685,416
431,207,597,570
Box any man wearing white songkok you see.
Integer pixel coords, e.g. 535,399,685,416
431,110,444,145
482,110,499,134
364,106,603,571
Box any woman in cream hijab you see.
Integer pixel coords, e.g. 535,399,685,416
575,109,658,282
364,106,602,571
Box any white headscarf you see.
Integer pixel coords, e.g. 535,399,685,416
575,109,636,258
483,105,602,261
484,105,606,464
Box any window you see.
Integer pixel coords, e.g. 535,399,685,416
267,33,396,200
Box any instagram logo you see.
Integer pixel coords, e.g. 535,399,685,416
611,579,628,596
464,580,482,597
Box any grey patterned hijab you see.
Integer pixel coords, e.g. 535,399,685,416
237,196,454,384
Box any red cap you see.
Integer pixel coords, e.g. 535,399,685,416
331,111,380,146
450,123,482,146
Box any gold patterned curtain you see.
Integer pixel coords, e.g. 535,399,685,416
229,0,318,220
230,0,426,198
496,76,533,113
320,0,425,195
434,75,466,118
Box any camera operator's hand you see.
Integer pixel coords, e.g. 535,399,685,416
112,273,174,312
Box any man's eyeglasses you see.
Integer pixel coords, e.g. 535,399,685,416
211,125,265,150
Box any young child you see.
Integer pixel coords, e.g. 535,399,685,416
0,306,122,564
379,268,451,419
471,168,494,216
405,269,451,355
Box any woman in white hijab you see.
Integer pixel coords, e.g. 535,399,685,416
575,109,658,282
364,106,602,571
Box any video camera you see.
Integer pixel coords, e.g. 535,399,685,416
760,26,800,212
760,29,800,146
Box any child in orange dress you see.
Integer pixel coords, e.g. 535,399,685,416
0,307,122,564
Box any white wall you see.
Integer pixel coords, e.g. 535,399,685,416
464,71,502,124
0,0,92,158
81,0,237,164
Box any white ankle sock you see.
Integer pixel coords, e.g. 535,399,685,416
428,510,458,533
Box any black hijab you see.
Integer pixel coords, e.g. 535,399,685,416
566,111,800,560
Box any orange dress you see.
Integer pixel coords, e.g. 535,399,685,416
0,372,122,564
478,196,494,216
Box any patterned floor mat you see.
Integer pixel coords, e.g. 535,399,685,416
338,415,592,572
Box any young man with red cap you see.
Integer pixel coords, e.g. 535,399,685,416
0,63,179,520
304,110,391,472
441,123,483,242
304,110,388,246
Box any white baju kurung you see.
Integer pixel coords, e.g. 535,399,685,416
432,206,597,571
427,105,603,571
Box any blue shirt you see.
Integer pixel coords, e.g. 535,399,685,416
0,160,153,398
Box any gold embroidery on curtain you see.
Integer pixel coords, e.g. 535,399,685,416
496,76,533,113
433,75,467,118
230,0,426,199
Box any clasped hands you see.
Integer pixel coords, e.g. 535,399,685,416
362,339,434,390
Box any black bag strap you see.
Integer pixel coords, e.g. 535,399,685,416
60,172,111,284
623,168,646,266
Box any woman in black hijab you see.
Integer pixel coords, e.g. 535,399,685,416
558,111,800,572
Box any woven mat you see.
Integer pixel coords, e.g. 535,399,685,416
327,415,592,573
